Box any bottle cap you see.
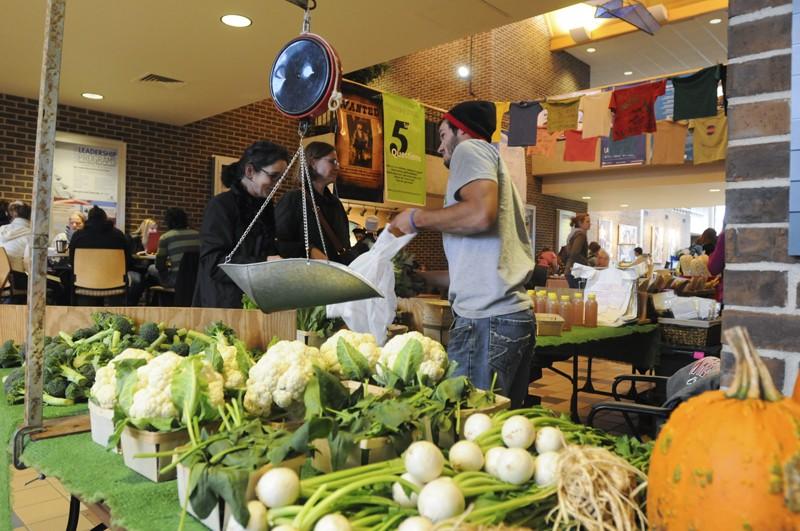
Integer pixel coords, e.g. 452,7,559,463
548,293,557,300
588,293,596,300
573,292,582,299
560,295,570,301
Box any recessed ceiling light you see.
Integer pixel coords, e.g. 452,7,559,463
709,18,722,25
586,47,597,53
457,65,471,79
709,188,721,192
81,92,103,100
623,71,633,76
582,196,592,200
221,14,252,27
620,203,629,208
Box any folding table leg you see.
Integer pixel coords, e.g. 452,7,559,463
570,355,580,423
66,495,81,531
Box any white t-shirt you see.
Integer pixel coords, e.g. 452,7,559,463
442,140,533,319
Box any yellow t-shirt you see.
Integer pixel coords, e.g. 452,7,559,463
579,92,612,139
542,97,580,133
492,101,511,143
690,114,727,165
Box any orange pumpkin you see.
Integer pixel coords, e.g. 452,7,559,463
793,372,800,403
648,326,800,531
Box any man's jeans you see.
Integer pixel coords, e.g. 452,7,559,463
447,309,536,408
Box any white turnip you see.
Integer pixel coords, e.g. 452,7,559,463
226,500,268,531
417,477,465,523
397,516,434,531
501,415,535,449
448,440,484,472
255,467,299,508
404,441,444,483
463,412,493,441
535,451,560,487
496,447,535,485
484,446,506,477
314,513,351,531
535,426,564,454
392,472,423,508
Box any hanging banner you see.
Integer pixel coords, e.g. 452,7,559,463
600,134,646,167
335,88,384,203
51,132,126,241
382,93,426,206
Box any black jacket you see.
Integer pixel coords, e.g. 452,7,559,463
69,221,131,270
565,229,588,274
193,182,277,309
275,186,353,264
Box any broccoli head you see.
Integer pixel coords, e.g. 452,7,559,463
138,322,161,344
3,367,25,405
77,363,96,383
71,325,101,342
114,335,150,354
91,311,135,337
169,342,190,356
72,341,111,370
0,339,23,368
44,346,86,387
189,339,208,355
65,382,88,401
205,321,236,343
44,376,69,398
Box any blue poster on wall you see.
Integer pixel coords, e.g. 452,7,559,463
601,134,646,166
654,80,674,121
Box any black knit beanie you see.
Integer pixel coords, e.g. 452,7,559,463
443,100,496,142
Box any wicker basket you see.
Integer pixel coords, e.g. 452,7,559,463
659,318,721,347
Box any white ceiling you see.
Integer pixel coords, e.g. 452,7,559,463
541,162,726,211
565,8,728,86
1,0,572,125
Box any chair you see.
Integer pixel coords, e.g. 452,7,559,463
0,247,27,303
72,248,127,305
147,251,199,307
587,357,721,440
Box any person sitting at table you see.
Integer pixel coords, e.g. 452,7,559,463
149,207,200,289
595,249,610,268
69,206,132,305
275,141,354,264
633,247,646,265
127,218,158,255
536,247,559,274
194,140,288,309
53,210,86,248
587,241,601,267
0,201,31,290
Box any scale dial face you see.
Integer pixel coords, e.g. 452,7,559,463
270,34,337,119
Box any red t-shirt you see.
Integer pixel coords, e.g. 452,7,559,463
563,130,598,162
609,80,666,140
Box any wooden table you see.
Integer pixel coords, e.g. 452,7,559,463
531,324,659,422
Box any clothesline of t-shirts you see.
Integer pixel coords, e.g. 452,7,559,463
495,64,727,166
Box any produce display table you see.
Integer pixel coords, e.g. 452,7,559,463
532,324,660,422
0,368,205,531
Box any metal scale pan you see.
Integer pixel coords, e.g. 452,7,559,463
220,25,382,313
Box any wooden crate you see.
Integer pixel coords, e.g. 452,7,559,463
0,305,296,348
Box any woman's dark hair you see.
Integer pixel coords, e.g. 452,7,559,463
303,141,336,183
570,213,590,228
0,200,9,225
7,201,31,220
696,228,717,246
164,207,188,230
634,247,643,255
86,205,108,223
588,241,601,253
221,140,289,188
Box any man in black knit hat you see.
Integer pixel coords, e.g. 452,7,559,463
393,100,535,408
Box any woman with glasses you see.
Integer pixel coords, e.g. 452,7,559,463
275,141,354,264
193,140,288,308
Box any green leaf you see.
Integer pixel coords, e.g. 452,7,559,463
371,401,414,431
204,343,224,374
392,339,423,385
171,356,203,427
434,376,467,403
267,336,281,349
207,466,250,527
114,358,148,417
327,430,356,471
336,338,370,381
233,340,253,378
303,367,349,420
188,462,217,519
299,458,323,480
267,417,333,464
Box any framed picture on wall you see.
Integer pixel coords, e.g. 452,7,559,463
598,219,613,254
557,209,576,250
618,223,639,245
524,204,536,256
212,154,239,196
650,225,664,265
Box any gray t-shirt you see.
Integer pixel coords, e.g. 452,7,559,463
443,140,534,319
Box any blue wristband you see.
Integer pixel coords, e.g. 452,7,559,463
409,209,420,232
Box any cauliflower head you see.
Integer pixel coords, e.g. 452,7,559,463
318,330,380,375
90,348,152,409
377,332,449,385
243,340,317,417
128,352,183,423
218,344,246,390
200,360,225,408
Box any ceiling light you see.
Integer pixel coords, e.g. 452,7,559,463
586,47,597,53
457,65,471,79
81,92,103,100
709,18,722,25
623,71,633,76
620,203,629,208
709,188,721,192
582,196,592,200
221,14,252,27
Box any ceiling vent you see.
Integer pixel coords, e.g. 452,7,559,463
138,73,185,85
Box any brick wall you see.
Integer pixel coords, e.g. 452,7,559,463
723,0,800,394
373,15,590,263
0,93,298,233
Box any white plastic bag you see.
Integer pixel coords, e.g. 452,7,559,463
327,226,415,345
